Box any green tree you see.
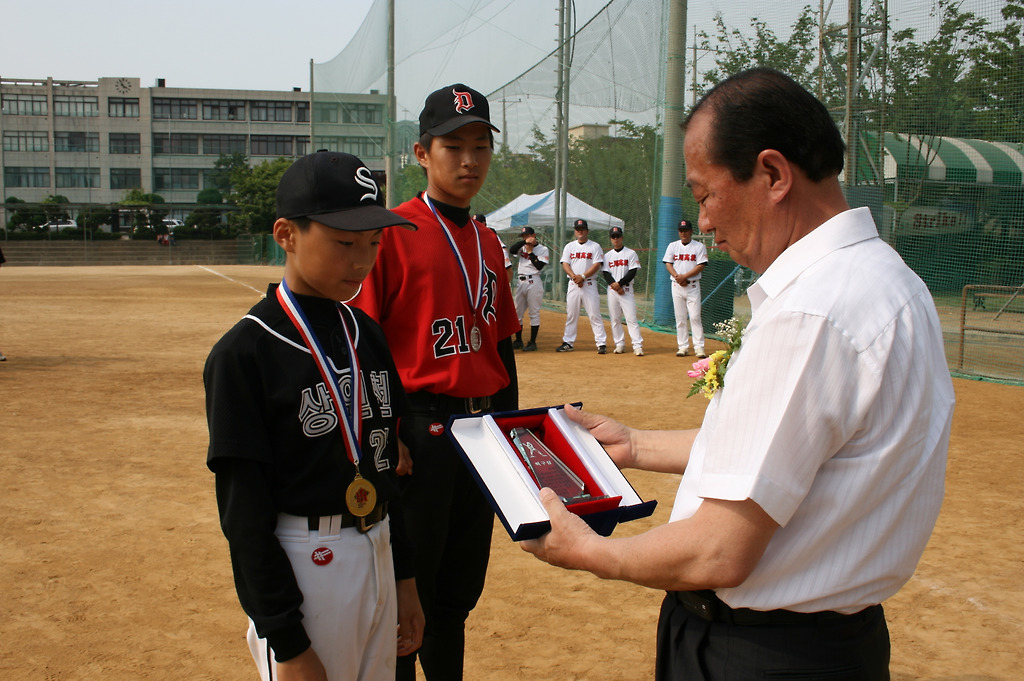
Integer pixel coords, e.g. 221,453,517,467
119,189,167,237
4,196,45,231
41,195,71,225
186,188,226,233
229,157,294,233
207,152,249,196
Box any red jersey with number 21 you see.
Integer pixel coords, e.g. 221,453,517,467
352,194,520,398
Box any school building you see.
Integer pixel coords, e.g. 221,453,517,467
0,75,390,227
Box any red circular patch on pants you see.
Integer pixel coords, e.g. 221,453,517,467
429,423,445,436
311,547,333,566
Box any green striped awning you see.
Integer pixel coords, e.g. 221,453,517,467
857,132,1024,186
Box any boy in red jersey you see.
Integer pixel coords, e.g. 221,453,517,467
352,84,519,681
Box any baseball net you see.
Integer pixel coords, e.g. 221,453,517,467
313,0,1024,385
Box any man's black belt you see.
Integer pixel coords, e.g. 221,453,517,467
670,590,874,627
518,275,534,281
307,502,387,533
408,391,493,415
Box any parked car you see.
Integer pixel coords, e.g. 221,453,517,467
37,219,78,231
161,218,185,231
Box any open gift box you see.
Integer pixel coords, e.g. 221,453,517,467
447,404,657,541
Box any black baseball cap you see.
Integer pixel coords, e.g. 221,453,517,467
276,151,415,231
574,219,589,230
420,84,500,137
609,227,623,238
521,226,535,235
678,219,694,232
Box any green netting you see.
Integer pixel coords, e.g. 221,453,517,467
314,0,1024,385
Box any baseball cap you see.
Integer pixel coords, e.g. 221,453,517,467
609,227,623,238
419,84,500,137
521,226,535,236
574,219,589,230
276,150,416,232
678,219,694,232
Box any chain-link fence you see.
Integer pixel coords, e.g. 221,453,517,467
315,0,1024,384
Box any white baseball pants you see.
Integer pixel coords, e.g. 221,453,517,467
607,286,643,350
514,274,544,326
563,278,607,346
671,280,705,354
247,513,397,681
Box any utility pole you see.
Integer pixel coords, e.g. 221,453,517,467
654,0,688,328
386,0,397,207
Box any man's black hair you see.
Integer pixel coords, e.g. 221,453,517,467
684,68,845,183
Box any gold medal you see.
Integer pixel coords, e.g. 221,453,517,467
345,473,377,517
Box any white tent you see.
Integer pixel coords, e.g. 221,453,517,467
486,190,625,232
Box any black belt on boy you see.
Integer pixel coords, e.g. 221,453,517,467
407,391,493,415
669,590,878,627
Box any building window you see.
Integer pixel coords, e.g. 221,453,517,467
108,97,140,118
2,131,49,152
54,131,100,152
203,100,246,121
315,136,383,158
2,94,48,116
53,95,100,117
152,98,198,120
250,101,292,122
109,133,141,154
153,133,199,154
110,168,142,189
296,136,310,156
203,134,247,155
297,101,310,123
342,103,383,125
3,166,50,187
251,135,293,156
55,167,101,188
154,168,199,190
313,103,338,124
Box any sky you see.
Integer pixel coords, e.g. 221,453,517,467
2,0,1007,119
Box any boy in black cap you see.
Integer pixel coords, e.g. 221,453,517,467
508,226,550,351
352,85,520,681
558,218,608,353
205,150,424,681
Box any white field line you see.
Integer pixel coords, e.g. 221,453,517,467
198,265,265,296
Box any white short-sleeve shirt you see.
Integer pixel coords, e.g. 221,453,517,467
670,207,955,614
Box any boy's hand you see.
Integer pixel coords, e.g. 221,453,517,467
276,647,328,681
396,438,413,476
396,578,425,656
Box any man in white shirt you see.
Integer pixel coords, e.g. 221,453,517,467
557,219,607,354
663,220,708,357
521,68,955,680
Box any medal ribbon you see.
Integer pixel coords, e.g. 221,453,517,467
423,194,485,315
276,279,362,467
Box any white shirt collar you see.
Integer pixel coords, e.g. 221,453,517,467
747,207,878,314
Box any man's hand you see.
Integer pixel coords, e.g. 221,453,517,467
610,282,624,295
519,488,598,570
561,404,636,469
396,578,424,656
276,647,328,681
395,438,413,476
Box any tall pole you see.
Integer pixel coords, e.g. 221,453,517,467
553,0,567,300
560,0,571,246
654,0,688,328
844,0,860,193
386,0,397,208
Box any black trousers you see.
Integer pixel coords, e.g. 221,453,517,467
656,593,891,681
396,405,495,681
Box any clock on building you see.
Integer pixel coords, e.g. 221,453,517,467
114,78,133,94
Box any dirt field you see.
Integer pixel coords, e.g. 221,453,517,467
1,265,1021,680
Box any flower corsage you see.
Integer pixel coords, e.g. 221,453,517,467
687,317,746,400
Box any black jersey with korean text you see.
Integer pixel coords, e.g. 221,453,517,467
204,284,411,655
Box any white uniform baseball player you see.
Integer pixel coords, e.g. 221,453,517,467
558,218,607,353
662,219,708,357
509,226,550,351
602,227,644,355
